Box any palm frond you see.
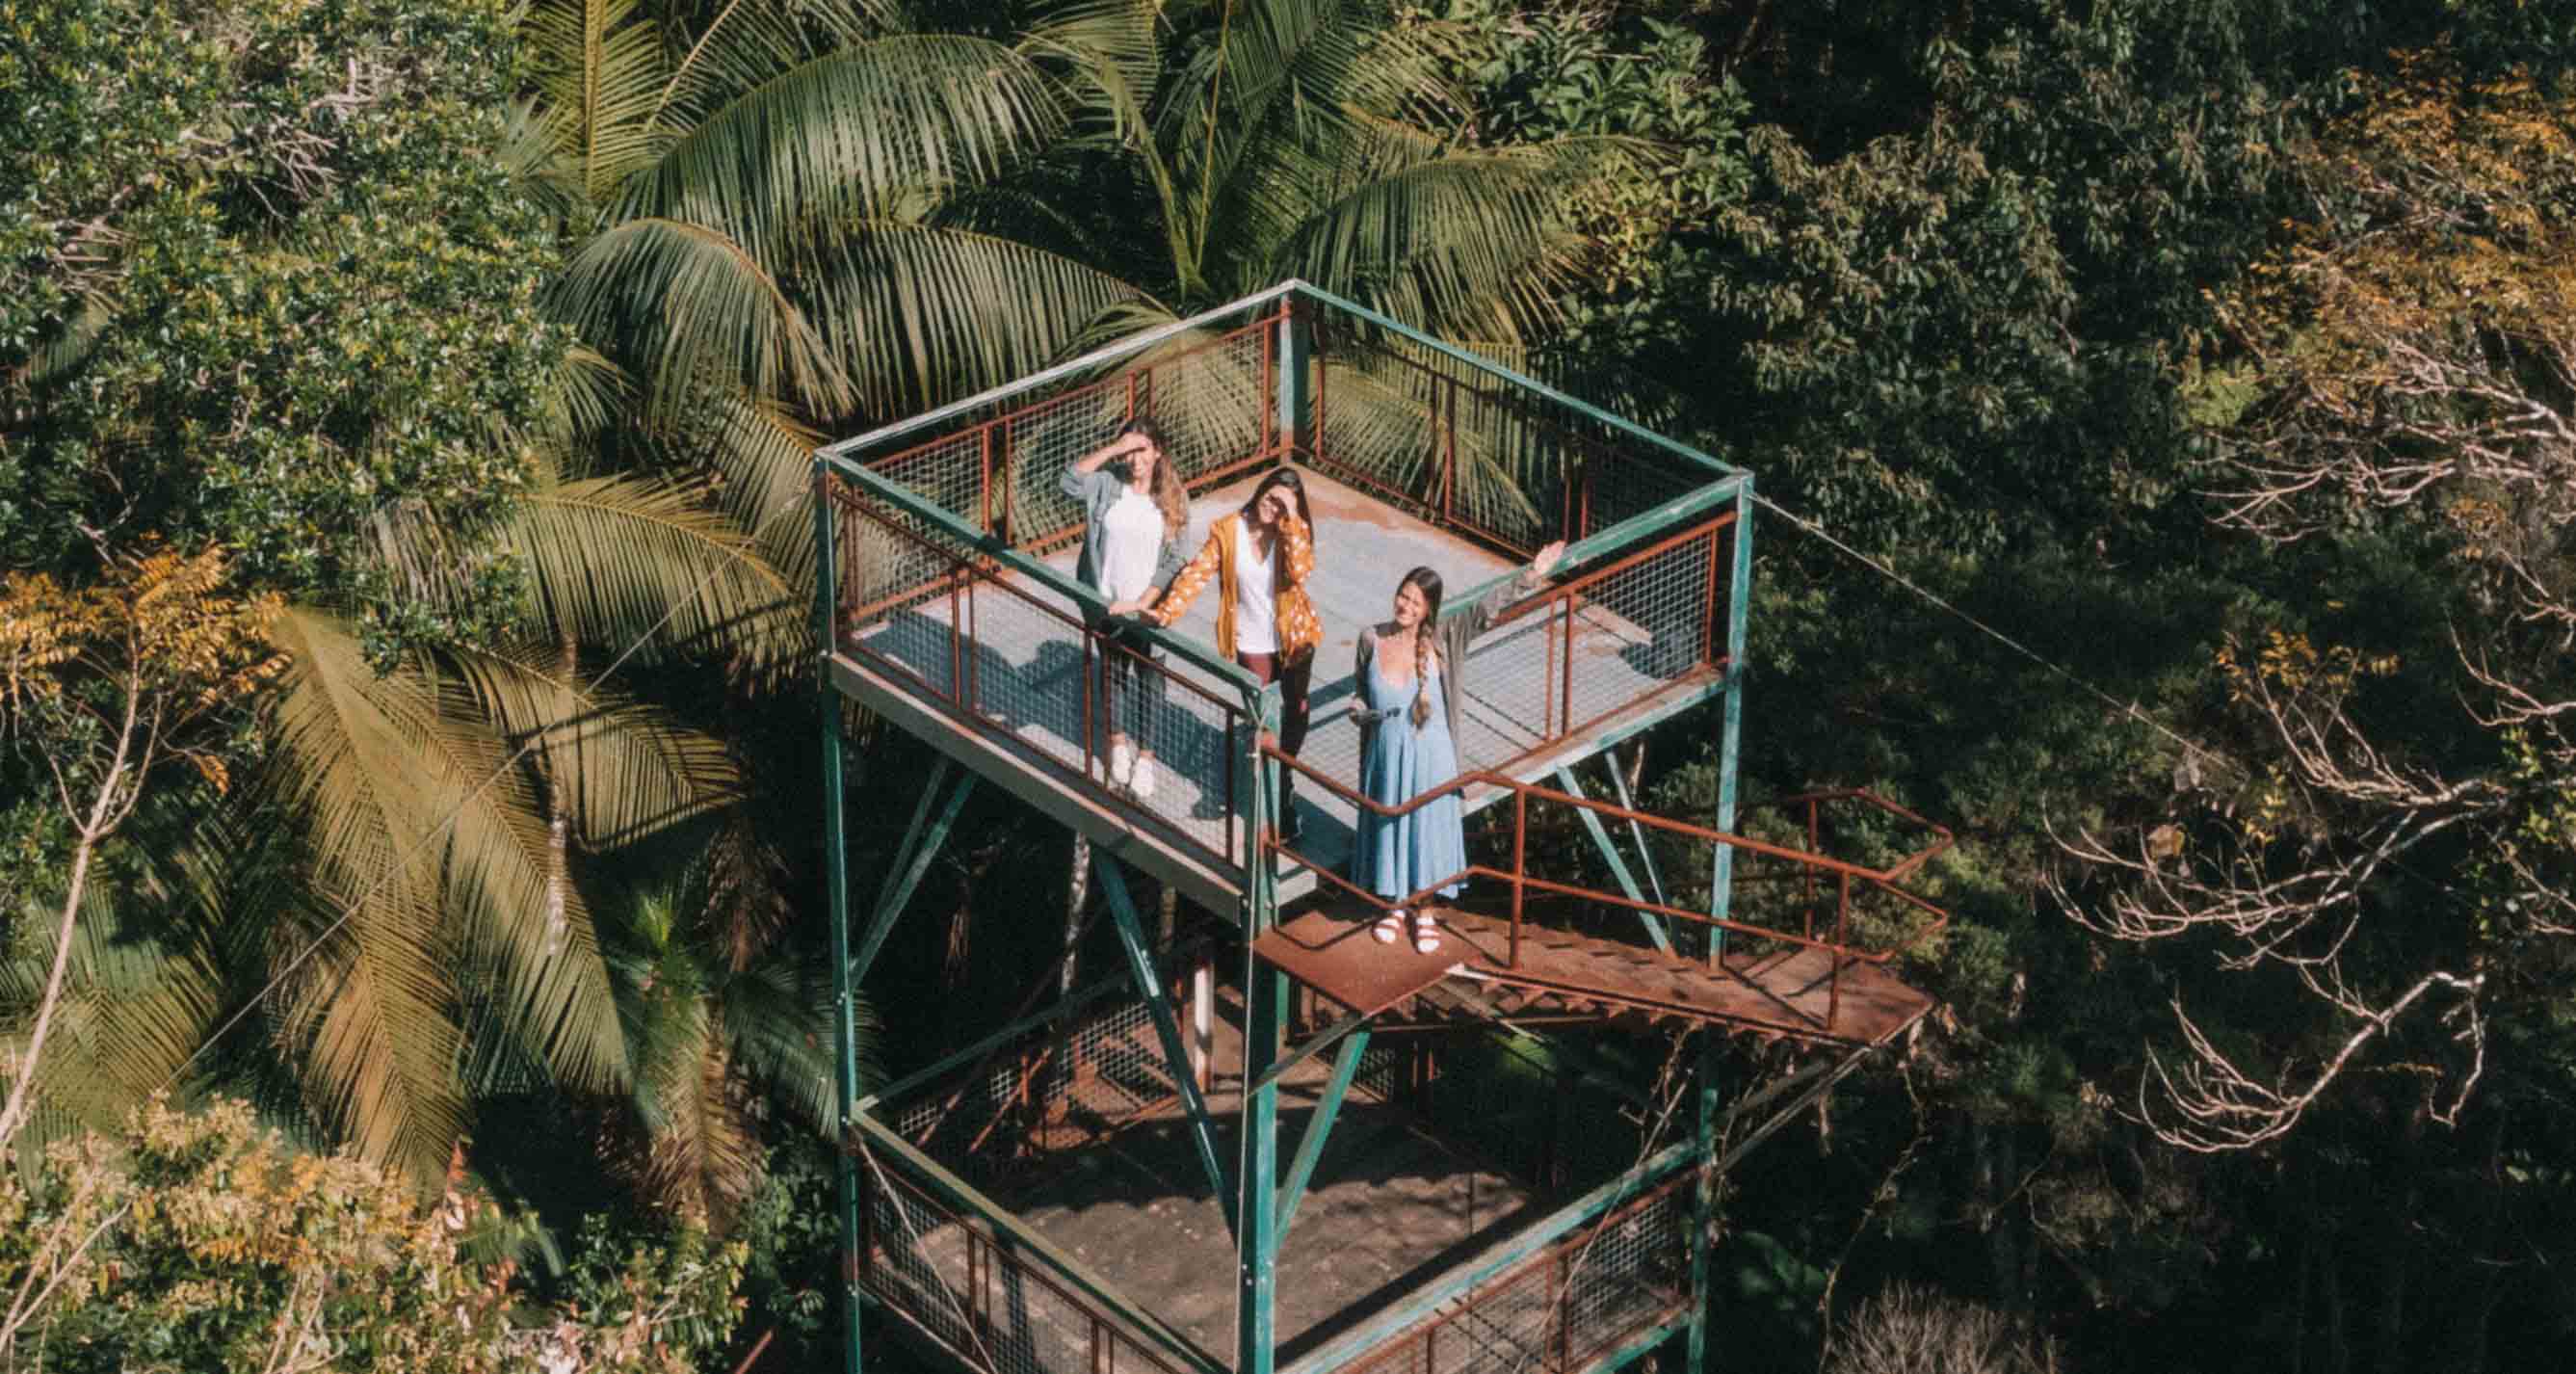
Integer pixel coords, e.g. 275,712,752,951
688,392,824,596
0,880,222,1145
524,0,672,205
794,221,1148,414
446,647,740,852
515,473,804,669
551,215,852,422
1158,0,1464,230
550,345,636,450
650,0,894,135
619,35,1070,251
264,609,476,1178
1276,142,1630,343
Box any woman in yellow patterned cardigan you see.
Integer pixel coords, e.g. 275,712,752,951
1146,468,1323,840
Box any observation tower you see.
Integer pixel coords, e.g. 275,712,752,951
814,282,1949,1374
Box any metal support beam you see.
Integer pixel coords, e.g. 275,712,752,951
849,1112,1227,1374
850,757,976,987
1709,481,1755,962
1688,1035,1722,1374
1274,1027,1371,1238
1277,299,1312,459
1236,960,1287,1374
1238,617,1290,1374
1097,856,1237,1234
1554,765,1671,954
817,471,864,1374
1246,1005,1371,1097
1604,744,1670,908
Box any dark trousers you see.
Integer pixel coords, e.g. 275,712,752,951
1237,648,1313,813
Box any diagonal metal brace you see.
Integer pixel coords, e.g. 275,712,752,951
850,756,975,987
1274,1027,1371,1238
1555,765,1671,953
1097,856,1239,1236
1246,1006,1374,1098
1603,746,1671,908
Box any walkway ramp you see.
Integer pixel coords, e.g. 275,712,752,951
1255,904,1935,1048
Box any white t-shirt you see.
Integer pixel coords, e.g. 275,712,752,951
1096,489,1164,603
1231,519,1278,654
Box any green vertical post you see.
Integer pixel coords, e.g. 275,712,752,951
1277,297,1312,462
1236,956,1285,1374
1687,1034,1722,1374
815,465,863,1374
1236,685,1284,1374
1708,480,1754,962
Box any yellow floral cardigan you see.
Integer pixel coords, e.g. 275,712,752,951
1147,510,1321,662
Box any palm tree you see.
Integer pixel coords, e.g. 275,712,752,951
8,0,1635,1188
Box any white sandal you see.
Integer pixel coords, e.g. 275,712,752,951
1409,912,1442,956
1372,911,1405,944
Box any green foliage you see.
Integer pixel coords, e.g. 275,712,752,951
0,1097,744,1371
0,0,568,652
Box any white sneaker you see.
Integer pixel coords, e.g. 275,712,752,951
1108,740,1135,788
1129,753,1157,801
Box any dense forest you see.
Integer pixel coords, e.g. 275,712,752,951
4,0,2574,1369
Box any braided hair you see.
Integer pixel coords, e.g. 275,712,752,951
1397,567,1444,730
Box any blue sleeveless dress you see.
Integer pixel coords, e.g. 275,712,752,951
1352,649,1466,902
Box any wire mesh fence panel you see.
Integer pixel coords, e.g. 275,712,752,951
889,991,1187,1195
1342,1171,1693,1374
829,479,1255,871
853,316,1284,557
1557,1182,1693,1371
1455,517,1726,774
1307,328,1716,560
862,1166,1198,1374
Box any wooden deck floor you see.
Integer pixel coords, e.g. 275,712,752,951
840,465,1722,913
879,1003,1543,1372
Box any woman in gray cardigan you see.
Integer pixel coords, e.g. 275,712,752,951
1062,420,1190,798
1351,539,1565,953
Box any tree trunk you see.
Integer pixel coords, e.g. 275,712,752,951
1062,834,1090,996
2319,1203,2351,1374
2453,1113,2508,1374
0,713,134,1148
535,630,581,960
2375,1108,2424,1374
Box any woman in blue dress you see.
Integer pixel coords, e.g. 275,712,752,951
1351,541,1564,954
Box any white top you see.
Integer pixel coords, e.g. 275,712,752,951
1096,489,1164,603
1231,519,1278,654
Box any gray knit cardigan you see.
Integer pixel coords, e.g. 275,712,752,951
1061,462,1187,605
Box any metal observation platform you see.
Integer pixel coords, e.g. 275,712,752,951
811,282,1949,1374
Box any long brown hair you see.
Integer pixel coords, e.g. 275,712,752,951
1397,566,1443,729
1241,467,1315,555
1121,418,1188,542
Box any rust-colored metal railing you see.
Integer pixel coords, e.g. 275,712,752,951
1468,514,1734,772
1263,747,1951,1037
862,304,1295,554
834,490,1251,871
1303,322,1709,563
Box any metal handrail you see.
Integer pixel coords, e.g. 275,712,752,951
1260,744,1951,1032
834,494,1255,869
